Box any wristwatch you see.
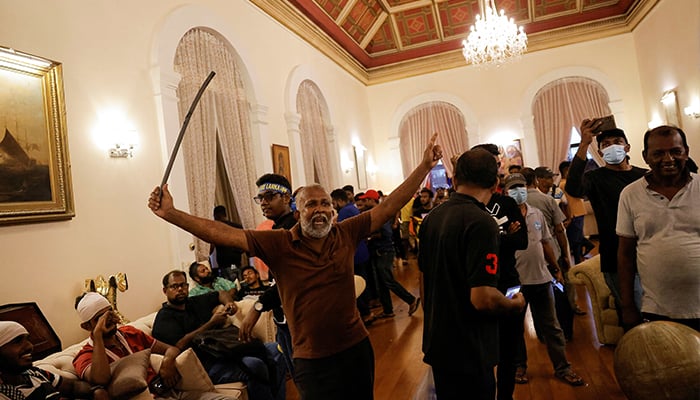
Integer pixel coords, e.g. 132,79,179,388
254,300,264,312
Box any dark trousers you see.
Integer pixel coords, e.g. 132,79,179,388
354,260,371,317
432,364,495,400
497,310,525,400
294,337,374,400
566,216,585,264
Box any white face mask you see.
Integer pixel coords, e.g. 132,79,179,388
601,144,627,165
507,187,528,205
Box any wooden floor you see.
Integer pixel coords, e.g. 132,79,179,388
285,251,628,400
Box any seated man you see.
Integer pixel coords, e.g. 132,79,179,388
235,267,269,301
0,321,108,400
152,271,286,400
189,261,238,298
72,292,231,400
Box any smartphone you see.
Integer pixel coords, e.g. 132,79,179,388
593,115,616,133
505,285,521,299
552,279,564,292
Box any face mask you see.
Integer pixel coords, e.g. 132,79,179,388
602,144,626,165
507,187,528,205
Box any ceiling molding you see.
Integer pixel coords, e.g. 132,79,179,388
249,0,659,86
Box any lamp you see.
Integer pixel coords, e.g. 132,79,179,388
109,143,134,158
462,0,527,67
684,102,700,119
95,110,138,158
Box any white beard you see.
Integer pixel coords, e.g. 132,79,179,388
301,214,332,238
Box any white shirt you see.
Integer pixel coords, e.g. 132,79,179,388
617,173,700,319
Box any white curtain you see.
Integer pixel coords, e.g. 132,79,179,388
174,29,258,260
399,101,469,178
533,77,611,169
296,80,332,188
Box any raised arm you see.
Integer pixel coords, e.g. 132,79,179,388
149,184,249,252
565,119,601,197
369,133,442,232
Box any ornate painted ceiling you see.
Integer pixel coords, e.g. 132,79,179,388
251,0,658,84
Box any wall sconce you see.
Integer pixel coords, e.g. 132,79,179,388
109,143,134,158
684,103,700,119
94,109,138,158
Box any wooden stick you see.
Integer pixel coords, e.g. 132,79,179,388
159,71,216,194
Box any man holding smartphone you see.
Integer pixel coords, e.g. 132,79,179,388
565,120,647,312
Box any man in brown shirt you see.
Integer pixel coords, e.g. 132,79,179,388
148,134,442,400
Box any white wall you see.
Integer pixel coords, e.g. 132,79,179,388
633,0,700,155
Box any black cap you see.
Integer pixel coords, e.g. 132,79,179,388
534,166,558,178
596,128,627,144
504,173,527,190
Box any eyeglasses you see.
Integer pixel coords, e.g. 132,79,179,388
167,282,189,290
253,192,282,204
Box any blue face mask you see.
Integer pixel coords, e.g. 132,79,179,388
601,144,627,165
507,187,528,205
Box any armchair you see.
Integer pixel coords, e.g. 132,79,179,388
567,255,623,345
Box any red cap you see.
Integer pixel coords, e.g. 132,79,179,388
358,189,380,201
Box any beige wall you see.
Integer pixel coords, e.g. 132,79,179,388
633,0,700,154
0,0,695,348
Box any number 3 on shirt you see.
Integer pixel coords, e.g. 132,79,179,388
485,253,498,275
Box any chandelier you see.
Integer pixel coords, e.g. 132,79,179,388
462,0,527,67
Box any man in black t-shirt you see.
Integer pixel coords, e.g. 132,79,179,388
152,270,286,400
472,143,529,399
419,149,525,400
565,121,647,310
238,173,297,377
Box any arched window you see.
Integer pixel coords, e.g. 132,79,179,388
174,28,258,259
532,77,611,169
398,101,469,179
296,80,333,188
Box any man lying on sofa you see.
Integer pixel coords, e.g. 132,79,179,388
151,270,286,400
72,292,233,400
0,321,108,400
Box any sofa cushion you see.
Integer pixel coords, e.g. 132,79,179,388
150,348,215,392
107,349,150,400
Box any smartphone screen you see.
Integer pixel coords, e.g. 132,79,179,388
552,279,564,292
505,285,521,299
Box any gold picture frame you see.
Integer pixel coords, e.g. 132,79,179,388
0,47,74,225
271,144,292,186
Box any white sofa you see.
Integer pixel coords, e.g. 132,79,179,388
33,299,276,400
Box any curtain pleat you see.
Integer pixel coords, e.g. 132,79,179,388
533,77,611,170
399,102,469,178
174,29,257,259
296,80,331,188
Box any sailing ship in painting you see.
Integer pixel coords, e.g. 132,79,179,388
0,128,51,203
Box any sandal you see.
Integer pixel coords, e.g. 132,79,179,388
558,371,585,386
515,368,528,384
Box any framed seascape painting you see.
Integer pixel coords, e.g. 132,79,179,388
0,47,74,225
271,144,292,186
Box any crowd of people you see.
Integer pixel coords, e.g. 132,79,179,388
2,123,697,400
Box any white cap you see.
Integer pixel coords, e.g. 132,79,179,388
76,292,111,323
0,321,29,347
